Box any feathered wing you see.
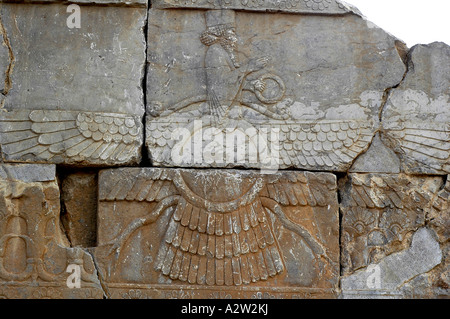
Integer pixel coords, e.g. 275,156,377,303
259,171,337,259
382,121,450,174
146,118,376,170
0,109,142,165
276,120,376,170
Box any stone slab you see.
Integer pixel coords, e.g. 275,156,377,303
94,168,340,298
0,164,103,298
0,3,146,166
381,42,450,175
145,8,406,171
0,163,55,182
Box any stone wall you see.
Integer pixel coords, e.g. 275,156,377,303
0,0,448,299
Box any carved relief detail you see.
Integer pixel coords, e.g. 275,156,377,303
0,179,99,286
382,122,450,174
340,174,443,274
0,110,143,165
97,168,338,287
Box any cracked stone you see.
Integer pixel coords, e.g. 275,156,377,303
145,7,406,171
94,168,340,298
381,42,450,175
61,170,98,248
341,227,443,298
0,163,103,299
339,173,443,275
0,2,146,166
350,133,401,173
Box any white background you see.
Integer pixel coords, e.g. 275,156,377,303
345,0,450,48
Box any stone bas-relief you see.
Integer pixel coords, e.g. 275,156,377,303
0,164,103,299
94,168,339,298
339,173,448,298
0,0,447,300
152,0,359,14
146,8,406,171
0,110,143,166
0,2,146,166
381,42,450,175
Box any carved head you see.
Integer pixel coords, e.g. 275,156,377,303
201,10,238,52
200,24,237,51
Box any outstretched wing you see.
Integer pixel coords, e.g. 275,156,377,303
382,122,450,174
0,110,142,165
277,120,375,171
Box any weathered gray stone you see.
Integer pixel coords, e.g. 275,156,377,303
382,42,450,175
350,133,401,173
94,168,340,298
0,2,146,166
146,8,406,171
0,164,103,299
341,228,443,298
152,0,360,15
0,163,55,182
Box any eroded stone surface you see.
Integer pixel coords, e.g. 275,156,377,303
339,173,443,275
94,168,339,298
0,164,103,299
61,171,98,248
341,227,443,299
381,42,450,175
0,3,146,166
152,0,359,14
349,133,401,173
0,0,147,4
146,8,406,171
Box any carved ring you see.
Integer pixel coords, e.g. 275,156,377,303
255,74,286,104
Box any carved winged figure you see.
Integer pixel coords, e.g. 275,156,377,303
99,168,337,286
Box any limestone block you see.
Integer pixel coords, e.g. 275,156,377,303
0,2,146,166
382,42,450,175
0,164,103,298
145,6,406,171
94,168,339,299
61,171,98,248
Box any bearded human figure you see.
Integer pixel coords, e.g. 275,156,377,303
200,10,269,122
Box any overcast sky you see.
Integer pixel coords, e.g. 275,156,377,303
345,0,450,48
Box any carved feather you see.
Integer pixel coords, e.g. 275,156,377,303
146,118,376,170
0,110,142,164
154,197,283,286
383,122,450,174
